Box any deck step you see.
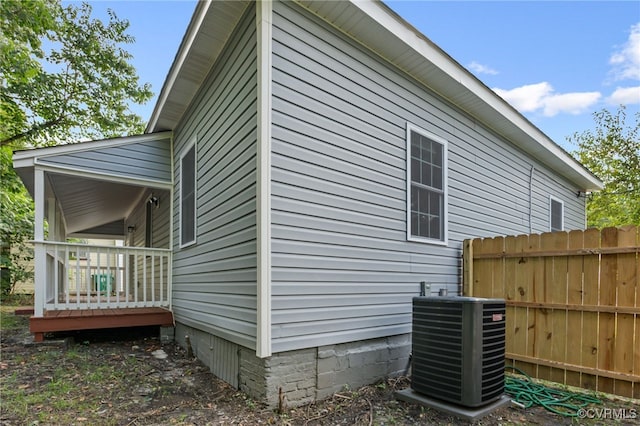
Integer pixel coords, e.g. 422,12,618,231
15,307,35,316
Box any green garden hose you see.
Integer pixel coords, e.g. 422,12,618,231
505,365,601,417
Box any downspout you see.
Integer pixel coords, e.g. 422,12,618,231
529,165,535,233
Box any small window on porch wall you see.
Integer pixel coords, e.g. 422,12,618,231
180,140,196,247
407,123,448,245
550,196,564,232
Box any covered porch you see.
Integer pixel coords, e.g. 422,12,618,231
12,132,174,341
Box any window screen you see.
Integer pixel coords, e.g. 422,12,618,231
408,126,447,242
550,197,563,232
180,143,196,246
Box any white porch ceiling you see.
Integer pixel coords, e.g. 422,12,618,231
13,132,173,238
48,173,146,235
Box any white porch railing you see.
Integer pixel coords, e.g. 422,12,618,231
33,241,171,316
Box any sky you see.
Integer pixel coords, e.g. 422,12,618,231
84,1,640,152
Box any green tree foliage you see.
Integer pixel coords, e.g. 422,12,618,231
570,106,640,228
0,0,152,295
0,146,34,296
1,0,152,147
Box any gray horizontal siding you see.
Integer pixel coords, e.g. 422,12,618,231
124,189,171,249
152,190,171,249
171,4,258,350
531,167,585,231
269,1,585,353
40,138,172,182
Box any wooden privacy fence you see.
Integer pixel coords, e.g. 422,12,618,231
463,225,639,399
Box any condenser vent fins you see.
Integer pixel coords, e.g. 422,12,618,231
411,296,506,407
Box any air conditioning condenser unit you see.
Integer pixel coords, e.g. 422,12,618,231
411,296,506,407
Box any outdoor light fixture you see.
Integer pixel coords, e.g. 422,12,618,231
149,194,159,208
127,225,136,233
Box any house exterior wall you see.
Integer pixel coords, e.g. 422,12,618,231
171,4,258,351
168,0,589,408
124,189,171,301
125,189,171,250
37,138,172,183
268,1,586,354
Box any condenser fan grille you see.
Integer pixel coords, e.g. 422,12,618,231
411,297,506,407
481,303,506,402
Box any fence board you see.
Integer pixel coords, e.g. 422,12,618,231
473,238,493,299
598,227,618,394
462,239,473,296
491,237,505,299
636,226,640,399
524,233,540,378
566,230,584,388
534,233,554,380
581,228,601,391
550,232,568,384
511,235,530,376
635,315,640,399
464,226,640,398
615,226,637,397
505,236,517,356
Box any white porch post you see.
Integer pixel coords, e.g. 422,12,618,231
33,168,46,317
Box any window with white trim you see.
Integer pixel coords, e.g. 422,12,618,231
180,141,196,247
550,196,564,232
407,124,448,244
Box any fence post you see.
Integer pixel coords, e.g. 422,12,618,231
463,239,473,296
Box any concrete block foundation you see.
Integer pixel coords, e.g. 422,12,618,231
175,323,411,408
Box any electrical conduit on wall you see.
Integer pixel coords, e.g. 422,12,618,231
529,165,535,233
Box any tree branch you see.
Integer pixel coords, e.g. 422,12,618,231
0,118,64,147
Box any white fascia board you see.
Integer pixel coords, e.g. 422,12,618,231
348,1,603,191
12,156,36,169
146,2,212,133
32,160,173,190
12,131,173,164
256,0,273,359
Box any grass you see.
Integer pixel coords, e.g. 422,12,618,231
0,302,129,426
0,293,33,329
0,344,127,425
0,305,28,330
2,293,637,425
1,293,34,306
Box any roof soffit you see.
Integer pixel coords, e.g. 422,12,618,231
146,1,250,133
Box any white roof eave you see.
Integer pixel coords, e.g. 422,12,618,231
146,0,603,191
146,1,250,134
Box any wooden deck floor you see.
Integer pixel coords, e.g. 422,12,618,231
30,307,174,342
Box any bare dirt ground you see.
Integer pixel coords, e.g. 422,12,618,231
1,309,638,425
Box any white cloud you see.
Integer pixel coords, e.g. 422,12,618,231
493,82,601,117
542,92,602,117
493,82,553,113
468,61,499,75
609,23,640,81
606,86,640,105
